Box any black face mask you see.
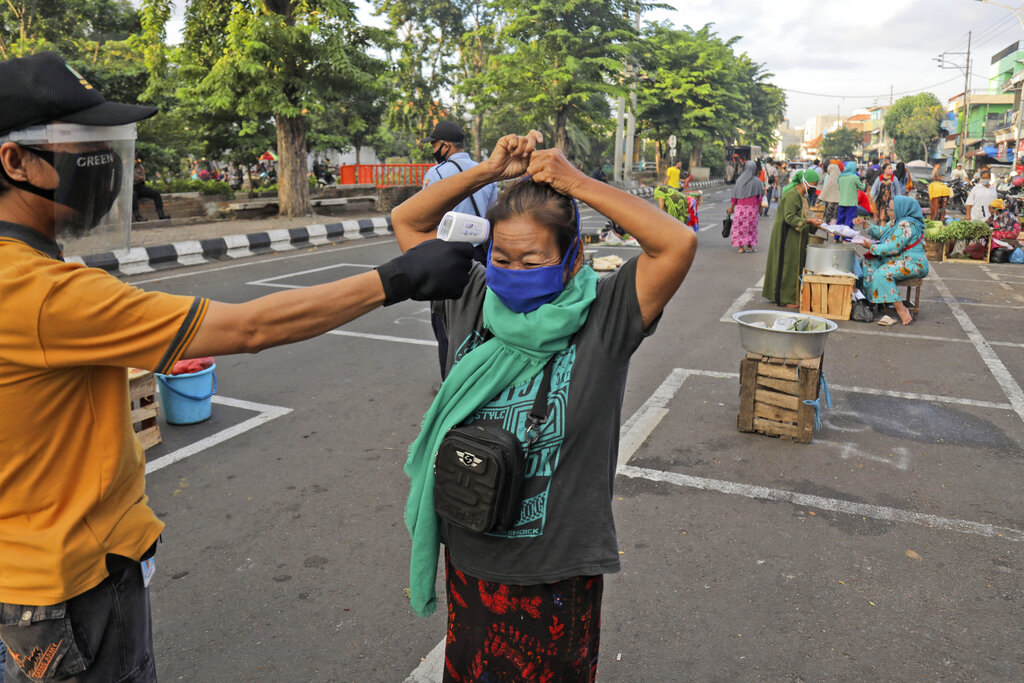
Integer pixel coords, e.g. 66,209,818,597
432,143,449,164
0,145,123,236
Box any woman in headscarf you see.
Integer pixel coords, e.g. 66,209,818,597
762,168,822,307
837,162,865,228
391,130,697,681
870,163,897,223
855,195,930,325
987,198,1021,241
727,160,764,253
818,162,841,225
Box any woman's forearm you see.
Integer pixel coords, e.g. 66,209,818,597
573,176,691,258
392,162,497,251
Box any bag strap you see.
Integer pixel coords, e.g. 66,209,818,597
445,158,484,217
524,356,558,446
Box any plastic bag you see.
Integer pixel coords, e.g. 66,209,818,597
851,301,875,323
722,217,732,238
1011,247,1024,264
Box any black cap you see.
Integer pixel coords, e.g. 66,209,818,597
423,121,464,144
0,52,157,137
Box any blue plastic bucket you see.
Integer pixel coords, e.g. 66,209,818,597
155,364,218,425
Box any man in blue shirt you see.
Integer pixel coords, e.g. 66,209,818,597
423,121,496,218
421,121,497,389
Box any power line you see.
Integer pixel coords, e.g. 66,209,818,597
779,76,961,100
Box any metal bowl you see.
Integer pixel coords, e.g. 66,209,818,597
732,310,838,359
805,243,856,276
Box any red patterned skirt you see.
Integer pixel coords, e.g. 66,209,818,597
443,549,603,683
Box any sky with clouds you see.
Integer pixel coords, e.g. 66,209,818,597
157,0,1022,129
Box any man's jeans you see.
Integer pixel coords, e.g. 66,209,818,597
0,563,156,682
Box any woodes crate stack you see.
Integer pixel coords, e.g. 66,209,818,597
737,353,823,444
128,368,162,450
800,272,854,321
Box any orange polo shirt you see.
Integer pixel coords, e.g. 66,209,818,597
0,222,209,605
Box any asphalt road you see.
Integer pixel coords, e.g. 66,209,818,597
131,185,1024,681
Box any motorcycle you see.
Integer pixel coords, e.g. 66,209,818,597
948,178,971,214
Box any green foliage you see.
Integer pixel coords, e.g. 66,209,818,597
884,93,944,162
820,127,861,160
154,178,233,196
784,144,801,160
0,0,140,58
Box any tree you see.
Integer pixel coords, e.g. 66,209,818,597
144,0,387,216
784,144,801,160
637,22,746,172
481,0,645,153
820,127,861,160
884,93,944,163
1,0,140,58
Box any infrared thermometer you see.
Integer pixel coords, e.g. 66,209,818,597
437,211,490,246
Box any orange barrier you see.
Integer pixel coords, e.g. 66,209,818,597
338,163,433,187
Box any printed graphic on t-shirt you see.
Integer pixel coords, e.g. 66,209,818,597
453,332,575,538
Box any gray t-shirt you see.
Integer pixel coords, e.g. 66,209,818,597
436,257,656,584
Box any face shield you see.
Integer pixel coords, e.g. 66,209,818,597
0,122,135,254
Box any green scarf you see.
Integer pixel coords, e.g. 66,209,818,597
403,266,599,616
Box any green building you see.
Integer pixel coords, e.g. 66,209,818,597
989,40,1024,94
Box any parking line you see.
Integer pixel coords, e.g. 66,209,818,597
326,330,437,347
129,238,394,285
616,465,1024,543
246,263,376,288
145,396,293,474
930,271,1024,426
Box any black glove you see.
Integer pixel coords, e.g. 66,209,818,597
376,239,475,306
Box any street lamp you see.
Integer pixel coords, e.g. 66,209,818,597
976,1,1024,168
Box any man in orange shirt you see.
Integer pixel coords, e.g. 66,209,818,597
0,52,476,682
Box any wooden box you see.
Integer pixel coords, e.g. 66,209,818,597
129,368,162,450
737,353,823,444
800,273,854,321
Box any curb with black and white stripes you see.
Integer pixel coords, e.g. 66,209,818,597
66,216,393,276
629,178,724,198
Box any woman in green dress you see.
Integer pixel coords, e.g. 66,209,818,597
762,169,822,307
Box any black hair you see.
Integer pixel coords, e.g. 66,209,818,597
486,180,576,257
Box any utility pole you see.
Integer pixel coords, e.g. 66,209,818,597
613,97,625,183
622,10,641,187
937,32,973,167
961,31,972,167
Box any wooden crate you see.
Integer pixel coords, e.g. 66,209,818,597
800,273,854,321
737,353,822,444
128,368,162,450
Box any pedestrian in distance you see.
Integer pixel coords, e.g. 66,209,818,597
762,169,822,307
806,159,823,207
837,161,865,228
949,162,968,184
870,163,897,224
893,161,912,195
727,160,764,253
392,130,697,683
818,162,841,225
665,159,683,189
0,52,475,683
965,170,997,222
928,168,952,221
132,157,170,221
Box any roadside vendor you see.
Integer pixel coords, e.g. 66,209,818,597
987,198,1021,242
853,195,930,326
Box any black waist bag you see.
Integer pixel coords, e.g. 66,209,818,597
433,357,555,534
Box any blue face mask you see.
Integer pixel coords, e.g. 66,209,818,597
485,200,581,314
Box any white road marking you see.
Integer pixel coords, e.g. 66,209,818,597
681,368,1014,410
326,330,438,347
819,439,911,471
246,262,376,288
403,639,446,683
145,396,292,474
129,238,393,284
929,271,1024,426
618,369,690,466
720,287,760,323
616,465,1024,543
